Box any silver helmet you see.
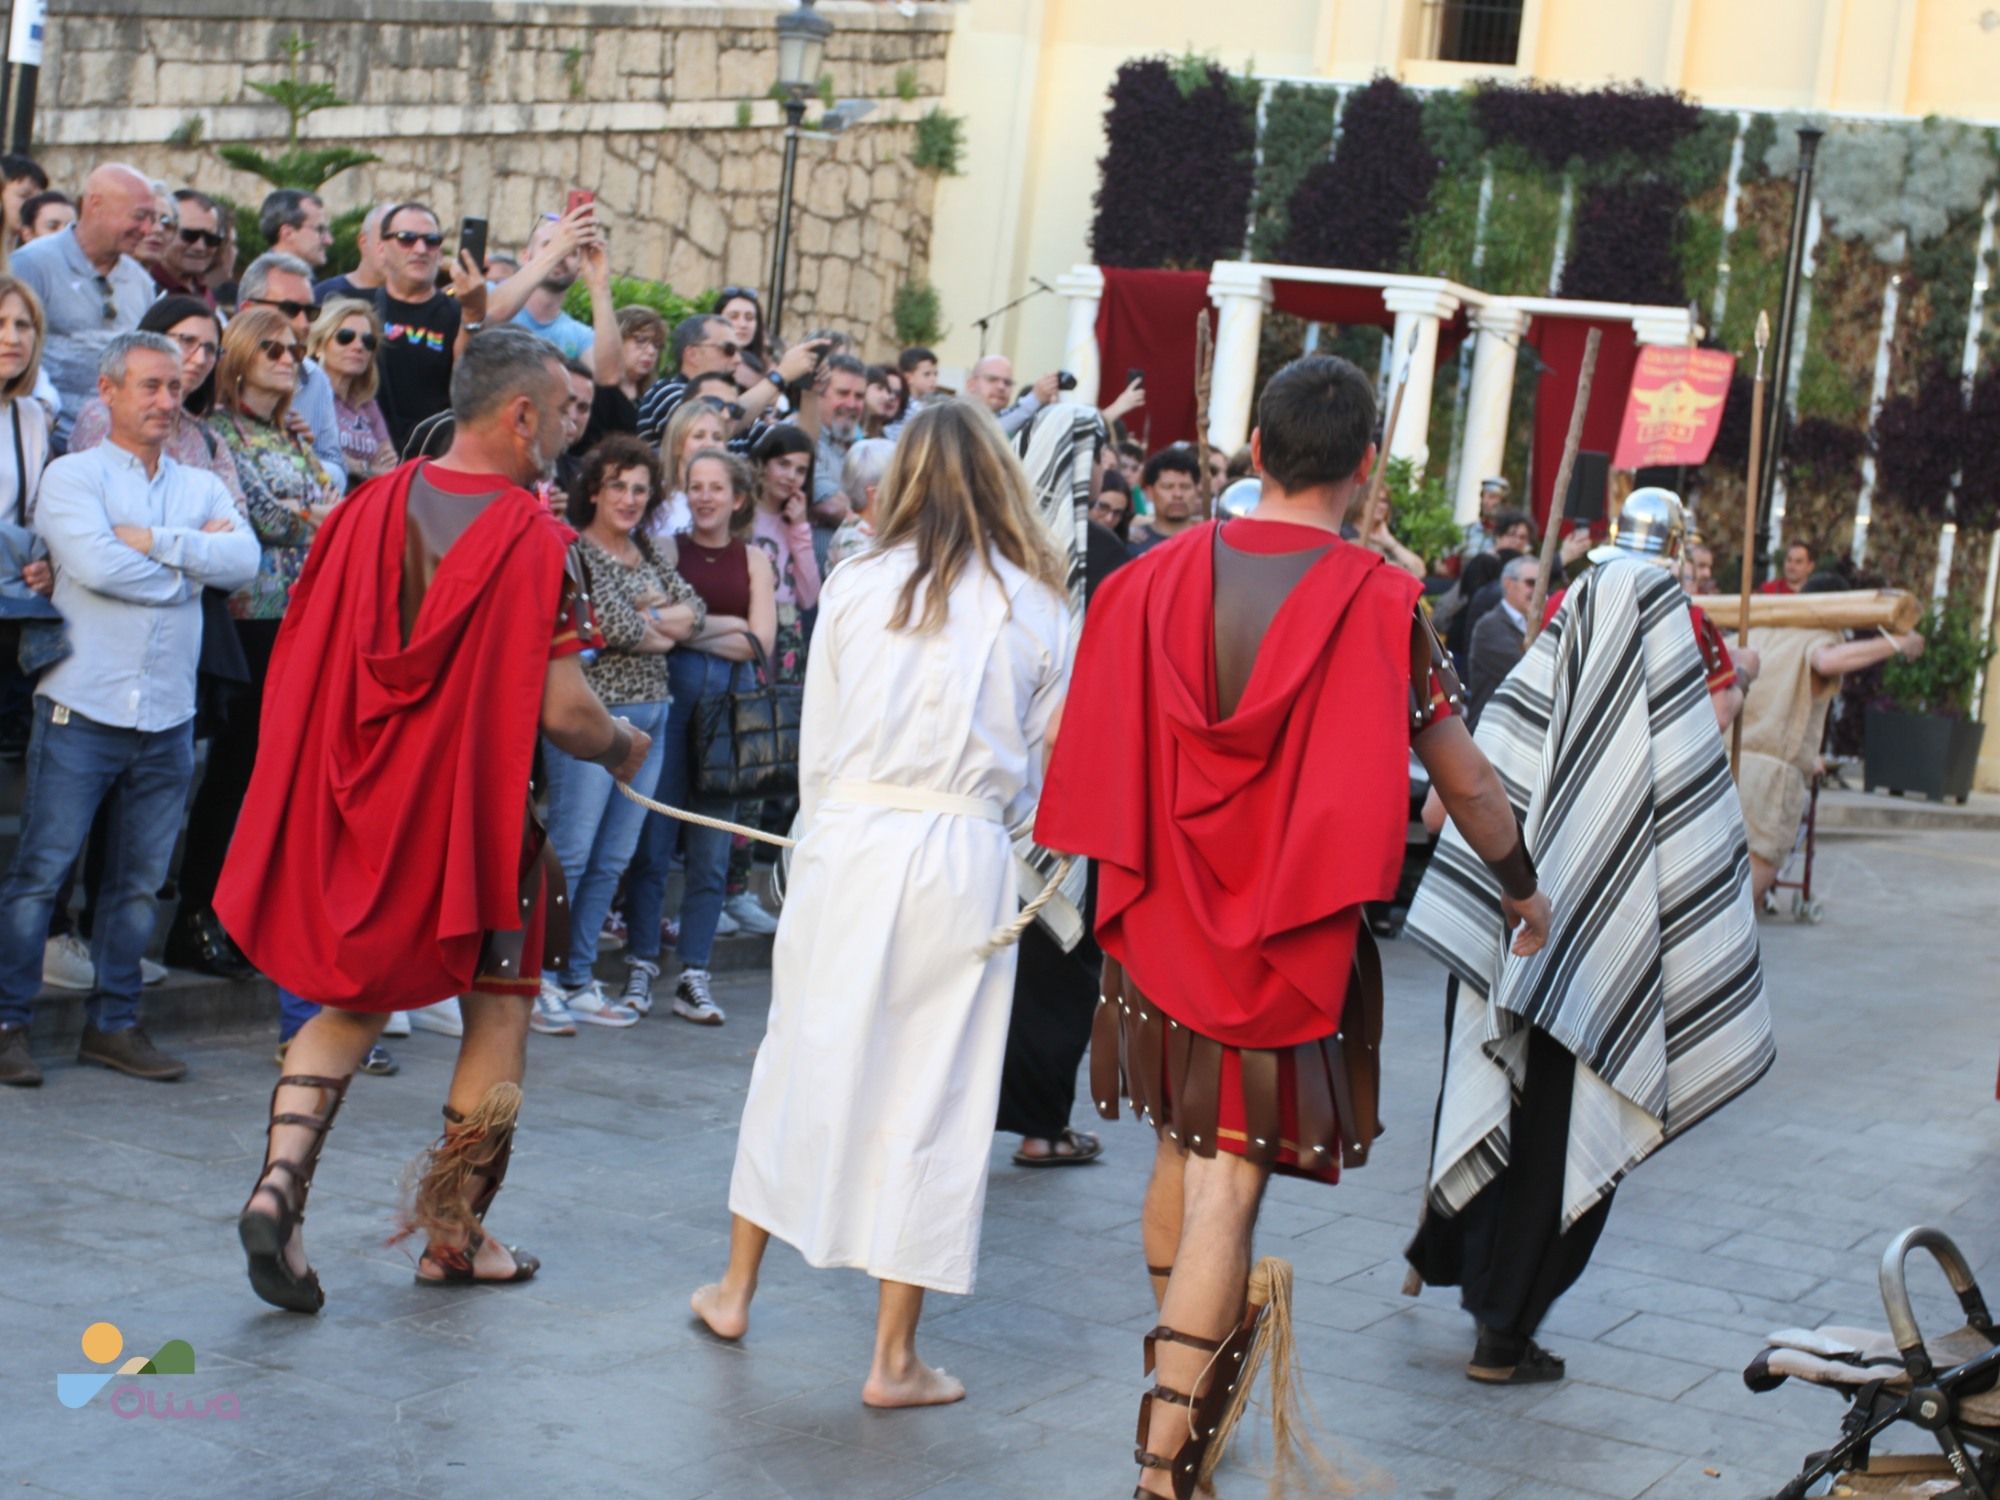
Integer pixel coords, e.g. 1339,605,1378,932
1214,477,1261,519
1589,486,1687,567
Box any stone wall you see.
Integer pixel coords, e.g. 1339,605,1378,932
32,0,954,348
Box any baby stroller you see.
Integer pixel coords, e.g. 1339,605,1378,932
1744,1227,2000,1497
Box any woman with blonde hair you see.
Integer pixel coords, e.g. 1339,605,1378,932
307,297,395,490
692,401,1070,1408
650,394,732,537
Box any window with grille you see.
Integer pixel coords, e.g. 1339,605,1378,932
1419,0,1524,65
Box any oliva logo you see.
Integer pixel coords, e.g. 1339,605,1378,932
57,1321,239,1418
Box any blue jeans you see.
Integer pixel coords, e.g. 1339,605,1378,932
0,699,196,1031
625,651,746,972
540,696,670,985
277,987,318,1043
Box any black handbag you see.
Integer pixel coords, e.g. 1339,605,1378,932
689,632,801,801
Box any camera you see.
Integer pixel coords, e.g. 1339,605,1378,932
1057,371,1077,391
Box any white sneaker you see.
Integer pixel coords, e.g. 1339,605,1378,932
530,979,578,1036
564,979,640,1028
621,959,659,1017
722,892,778,936
141,957,168,987
712,908,740,938
380,1010,412,1037
42,933,94,990
410,997,464,1037
671,967,726,1025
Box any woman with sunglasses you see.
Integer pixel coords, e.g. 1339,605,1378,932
307,298,395,491
715,286,768,389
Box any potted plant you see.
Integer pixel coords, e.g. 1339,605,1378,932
1863,601,1995,802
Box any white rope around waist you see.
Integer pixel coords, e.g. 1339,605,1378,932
825,779,1004,823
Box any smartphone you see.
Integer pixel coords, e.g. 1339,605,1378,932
1127,367,1145,388
566,188,595,216
458,216,488,274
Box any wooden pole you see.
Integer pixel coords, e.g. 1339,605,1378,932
1732,310,1772,777
1361,325,1417,525
1522,327,1601,649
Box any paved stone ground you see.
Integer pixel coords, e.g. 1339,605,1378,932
4,825,1997,1500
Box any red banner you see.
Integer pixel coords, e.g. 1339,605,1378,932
1611,346,1737,469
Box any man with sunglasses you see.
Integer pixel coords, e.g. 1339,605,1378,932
13,162,161,447
365,202,487,455
145,189,223,306
237,252,347,491
636,312,825,448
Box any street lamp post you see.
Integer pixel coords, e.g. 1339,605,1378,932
766,0,832,343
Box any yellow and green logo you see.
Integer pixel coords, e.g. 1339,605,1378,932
57,1321,196,1408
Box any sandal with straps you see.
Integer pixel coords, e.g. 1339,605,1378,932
411,1098,540,1287
1131,1317,1262,1500
237,1072,352,1315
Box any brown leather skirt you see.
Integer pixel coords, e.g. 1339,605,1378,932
1089,932,1383,1185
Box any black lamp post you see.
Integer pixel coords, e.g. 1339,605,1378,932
1,0,48,155
767,0,831,343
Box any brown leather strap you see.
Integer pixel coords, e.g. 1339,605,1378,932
1339,927,1385,1168
1410,604,1464,733
1145,1263,1174,1279
1238,1048,1281,1166
1176,1034,1222,1155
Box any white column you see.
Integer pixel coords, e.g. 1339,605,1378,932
1455,302,1529,523
1380,284,1459,467
1629,308,1696,348
1206,261,1272,454
1055,265,1106,409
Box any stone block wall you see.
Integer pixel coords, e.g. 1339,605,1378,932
32,0,954,348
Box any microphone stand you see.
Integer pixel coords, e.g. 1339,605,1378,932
973,278,1055,357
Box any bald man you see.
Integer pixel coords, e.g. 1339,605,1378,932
964,353,1061,438
313,202,393,302
13,163,162,444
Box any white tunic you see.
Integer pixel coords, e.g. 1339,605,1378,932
727,542,1070,1296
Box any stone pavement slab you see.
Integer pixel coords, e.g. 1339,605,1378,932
2,826,1997,1499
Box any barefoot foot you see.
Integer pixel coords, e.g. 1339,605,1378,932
691,1281,752,1340
861,1360,965,1409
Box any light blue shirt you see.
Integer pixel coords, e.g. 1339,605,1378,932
34,442,259,731
296,357,347,491
510,305,594,362
813,424,856,506
11,228,159,447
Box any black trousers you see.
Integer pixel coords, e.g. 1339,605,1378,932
994,921,1099,1141
175,618,280,927
1406,977,1616,1341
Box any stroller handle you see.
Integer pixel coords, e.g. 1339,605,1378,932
1879,1225,1994,1380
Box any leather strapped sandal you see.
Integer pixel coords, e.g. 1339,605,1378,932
412,1097,540,1287
1131,1320,1260,1500
237,1072,352,1315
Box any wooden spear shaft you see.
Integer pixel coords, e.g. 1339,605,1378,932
1362,325,1418,521
1732,311,1772,777
1193,310,1215,518
1523,327,1601,649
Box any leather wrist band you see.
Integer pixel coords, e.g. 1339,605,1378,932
1484,829,1539,903
587,722,632,771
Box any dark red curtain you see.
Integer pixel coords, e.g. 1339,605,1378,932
1526,317,1639,529
1095,268,1214,448
1269,281,1469,360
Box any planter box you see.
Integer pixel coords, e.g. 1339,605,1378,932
1863,709,1986,803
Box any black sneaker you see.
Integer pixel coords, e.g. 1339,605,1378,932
1467,1328,1565,1385
0,1024,41,1087
359,1044,398,1076
671,968,725,1025
76,1024,187,1082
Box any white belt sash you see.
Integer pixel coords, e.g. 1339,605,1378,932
826,778,1004,824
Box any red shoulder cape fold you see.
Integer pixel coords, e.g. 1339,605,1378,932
1035,521,1422,1050
215,460,573,1012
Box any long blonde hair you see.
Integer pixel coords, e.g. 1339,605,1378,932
0,274,45,401
869,400,1066,633
307,297,383,406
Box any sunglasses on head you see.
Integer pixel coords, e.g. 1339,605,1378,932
331,327,379,351
246,297,319,322
176,227,224,249
387,230,445,248
257,339,305,364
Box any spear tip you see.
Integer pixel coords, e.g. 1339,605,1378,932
1755,309,1770,349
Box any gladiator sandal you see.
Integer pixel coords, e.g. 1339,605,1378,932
1132,1318,1259,1499
237,1072,353,1315
405,1083,540,1286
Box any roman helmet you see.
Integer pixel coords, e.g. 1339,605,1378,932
1589,486,1687,567
1214,476,1261,519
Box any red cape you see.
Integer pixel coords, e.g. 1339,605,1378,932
215,461,573,1011
1035,521,1421,1049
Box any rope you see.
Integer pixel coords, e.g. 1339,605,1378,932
614,781,1072,953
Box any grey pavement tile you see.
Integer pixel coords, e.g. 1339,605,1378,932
1593,1311,1769,1374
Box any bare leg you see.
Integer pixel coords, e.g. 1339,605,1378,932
252,1007,387,1277
692,1214,770,1340
1750,853,1777,907
1142,1135,1187,1309
417,990,534,1280
1137,1151,1267,1500
862,1279,965,1409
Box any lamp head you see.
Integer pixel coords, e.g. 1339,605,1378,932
775,0,833,94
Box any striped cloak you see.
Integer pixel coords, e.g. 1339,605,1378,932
1405,559,1775,1230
